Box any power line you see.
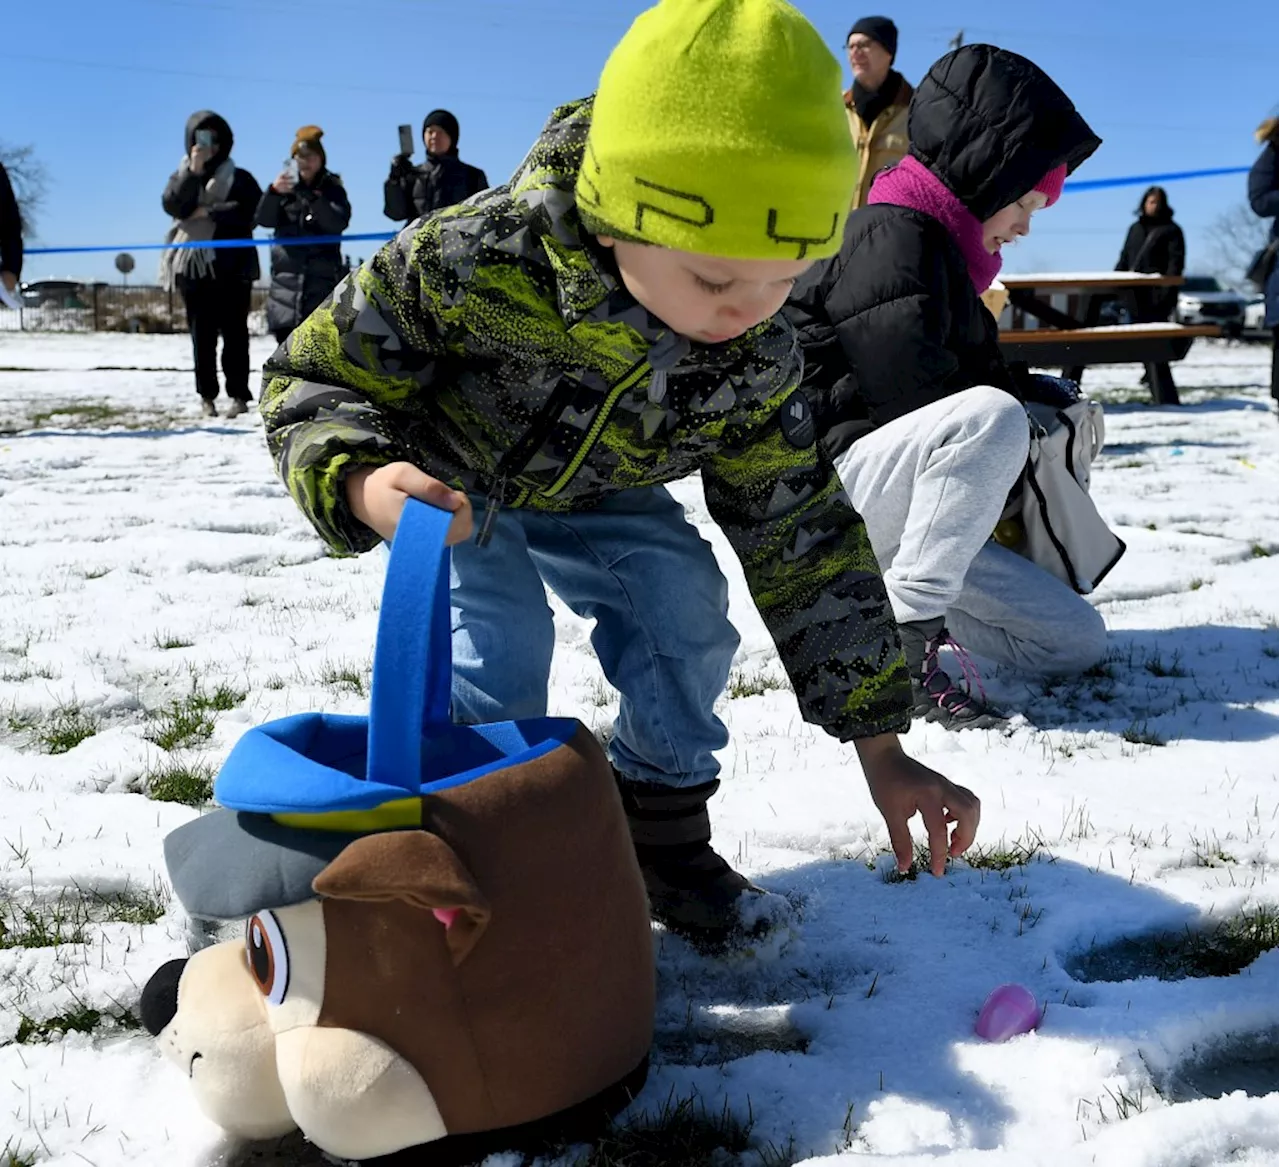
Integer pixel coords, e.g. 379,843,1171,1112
6,52,554,104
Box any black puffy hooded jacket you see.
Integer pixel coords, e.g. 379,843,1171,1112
255,169,351,333
161,111,262,282
785,45,1100,457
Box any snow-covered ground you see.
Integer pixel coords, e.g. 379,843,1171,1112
0,333,1275,1167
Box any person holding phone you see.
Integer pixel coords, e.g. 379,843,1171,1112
0,161,23,308
161,111,262,418
1247,116,1277,400
255,125,351,346
383,109,488,223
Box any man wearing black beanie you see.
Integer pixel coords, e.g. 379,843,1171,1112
384,107,489,223
844,16,912,208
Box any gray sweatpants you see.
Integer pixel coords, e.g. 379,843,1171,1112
835,386,1107,676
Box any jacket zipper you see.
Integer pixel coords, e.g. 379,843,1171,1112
538,357,650,499
476,355,652,545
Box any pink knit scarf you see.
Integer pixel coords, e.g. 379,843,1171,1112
867,155,1003,294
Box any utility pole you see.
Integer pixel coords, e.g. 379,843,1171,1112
948,29,965,51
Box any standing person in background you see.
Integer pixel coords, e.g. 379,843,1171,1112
0,162,22,302
383,109,489,223
161,111,261,418
256,126,352,347
844,16,912,209
1115,185,1185,322
1247,117,1277,401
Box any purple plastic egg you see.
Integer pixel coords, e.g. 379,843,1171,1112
974,983,1041,1042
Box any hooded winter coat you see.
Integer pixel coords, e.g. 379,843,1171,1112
0,162,21,281
161,111,261,283
261,97,911,742
383,152,489,222
255,170,351,334
785,45,1101,458
1116,188,1184,321
1248,140,1278,326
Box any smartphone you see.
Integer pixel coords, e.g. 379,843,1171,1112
397,123,415,157
285,158,300,183
195,129,216,149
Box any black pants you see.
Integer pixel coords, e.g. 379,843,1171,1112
271,327,292,347
178,276,252,401
1271,326,1277,401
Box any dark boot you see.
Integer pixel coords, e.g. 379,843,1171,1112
899,617,1008,731
615,774,787,951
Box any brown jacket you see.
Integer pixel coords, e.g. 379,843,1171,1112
844,77,913,208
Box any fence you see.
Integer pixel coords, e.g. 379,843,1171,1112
0,283,271,334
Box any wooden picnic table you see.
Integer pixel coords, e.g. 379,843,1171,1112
995,272,1219,405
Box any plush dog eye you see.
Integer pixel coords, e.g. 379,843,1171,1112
245,911,289,1006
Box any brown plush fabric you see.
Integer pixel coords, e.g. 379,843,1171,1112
315,724,654,1136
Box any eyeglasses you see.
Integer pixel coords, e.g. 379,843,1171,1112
846,37,878,53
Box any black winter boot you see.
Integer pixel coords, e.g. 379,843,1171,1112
615,774,787,952
899,617,1008,731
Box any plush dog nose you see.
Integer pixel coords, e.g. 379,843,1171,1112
140,958,187,1035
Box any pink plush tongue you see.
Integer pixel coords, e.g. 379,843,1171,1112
432,907,461,929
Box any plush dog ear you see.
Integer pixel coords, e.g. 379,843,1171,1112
312,832,490,965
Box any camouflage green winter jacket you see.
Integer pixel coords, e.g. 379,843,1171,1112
261,98,910,740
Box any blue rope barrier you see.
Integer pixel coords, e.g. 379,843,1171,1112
1062,165,1251,192
25,231,396,256
22,165,1255,257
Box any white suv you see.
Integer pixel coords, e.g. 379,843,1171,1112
1175,275,1248,337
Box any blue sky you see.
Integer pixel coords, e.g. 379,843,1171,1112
8,0,1278,285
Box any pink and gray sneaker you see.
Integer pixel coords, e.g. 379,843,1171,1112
899,617,1008,731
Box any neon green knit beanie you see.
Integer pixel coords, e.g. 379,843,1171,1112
577,0,855,261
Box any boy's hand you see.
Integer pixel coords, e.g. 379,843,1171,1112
346,462,473,545
855,733,980,877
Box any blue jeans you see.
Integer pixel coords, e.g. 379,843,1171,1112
448,486,739,789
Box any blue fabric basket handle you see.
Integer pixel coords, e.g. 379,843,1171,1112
366,500,454,792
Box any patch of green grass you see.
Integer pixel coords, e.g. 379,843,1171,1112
82,566,111,580
567,1091,759,1167
1121,720,1166,747
1,1137,38,1167
4,707,40,735
1143,649,1186,678
14,1002,141,1044
1145,522,1158,531
144,679,247,750
238,591,267,607
728,666,790,699
27,401,136,429
138,759,216,806
1189,578,1205,592
1083,661,1116,680
0,894,90,949
1250,544,1276,559
37,703,100,754
319,658,369,697
199,681,246,712
963,837,1042,872
145,702,214,751
90,885,168,926
263,673,287,691
1075,905,1279,983
151,631,194,651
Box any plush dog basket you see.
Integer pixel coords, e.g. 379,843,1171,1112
140,501,654,1164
